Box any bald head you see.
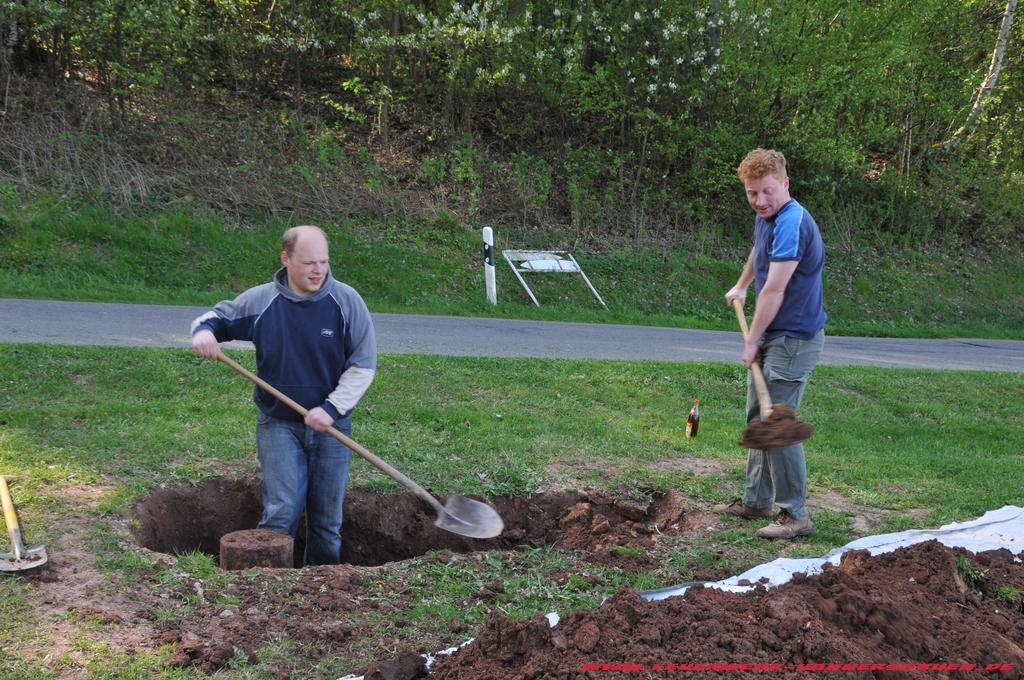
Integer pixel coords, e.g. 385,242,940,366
281,225,328,255
280,225,330,297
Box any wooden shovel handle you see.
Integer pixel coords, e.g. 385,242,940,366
215,352,446,515
0,476,25,560
730,299,774,418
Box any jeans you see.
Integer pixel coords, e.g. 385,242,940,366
742,330,824,520
255,411,352,566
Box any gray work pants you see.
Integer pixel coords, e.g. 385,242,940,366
742,330,824,519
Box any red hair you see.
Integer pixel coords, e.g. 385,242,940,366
737,148,788,182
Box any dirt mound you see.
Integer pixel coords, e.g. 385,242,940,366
556,490,690,551
364,649,428,679
431,541,1024,679
164,564,365,672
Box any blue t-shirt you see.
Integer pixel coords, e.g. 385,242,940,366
753,198,827,340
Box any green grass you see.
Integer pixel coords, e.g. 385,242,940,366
995,585,1021,603
1,343,1022,676
3,345,1020,542
955,554,986,590
2,344,1021,518
2,187,1022,338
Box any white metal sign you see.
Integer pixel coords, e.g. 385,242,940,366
501,250,607,309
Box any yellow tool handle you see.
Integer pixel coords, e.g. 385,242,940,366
0,476,25,560
730,299,774,418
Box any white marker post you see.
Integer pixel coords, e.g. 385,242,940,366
482,227,497,305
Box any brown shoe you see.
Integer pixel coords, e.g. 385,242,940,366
756,510,813,539
712,499,773,519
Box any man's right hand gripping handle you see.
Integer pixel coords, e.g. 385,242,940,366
191,329,221,360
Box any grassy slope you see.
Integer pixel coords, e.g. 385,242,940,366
2,189,1022,339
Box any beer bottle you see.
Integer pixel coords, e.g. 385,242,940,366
685,399,700,438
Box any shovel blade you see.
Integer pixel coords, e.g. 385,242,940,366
434,495,504,539
0,544,48,572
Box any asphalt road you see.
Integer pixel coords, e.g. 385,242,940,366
2,298,1022,372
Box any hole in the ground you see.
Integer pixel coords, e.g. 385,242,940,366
130,476,694,567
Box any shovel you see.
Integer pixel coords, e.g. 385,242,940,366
0,476,48,572
730,299,813,449
216,352,504,540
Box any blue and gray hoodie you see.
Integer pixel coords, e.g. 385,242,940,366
191,268,376,426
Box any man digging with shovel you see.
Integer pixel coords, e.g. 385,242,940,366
713,149,827,540
191,225,377,565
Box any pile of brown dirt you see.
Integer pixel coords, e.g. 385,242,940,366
558,491,689,550
163,565,365,672
739,405,813,449
431,541,1024,679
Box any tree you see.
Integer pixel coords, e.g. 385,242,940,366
0,1,15,113
938,0,1019,148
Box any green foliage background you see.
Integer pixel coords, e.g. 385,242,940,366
1,0,1022,246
